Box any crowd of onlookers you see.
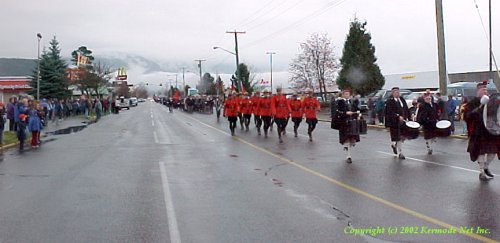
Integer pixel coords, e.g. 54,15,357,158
0,95,115,151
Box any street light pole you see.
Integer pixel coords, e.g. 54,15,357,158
266,52,276,92
36,33,42,100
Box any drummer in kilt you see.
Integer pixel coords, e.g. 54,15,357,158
417,93,439,155
464,81,499,181
336,89,360,164
384,87,411,160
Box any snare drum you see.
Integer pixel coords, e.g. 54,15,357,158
403,121,421,140
436,120,452,137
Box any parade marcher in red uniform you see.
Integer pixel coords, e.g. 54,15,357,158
271,87,291,143
251,91,262,135
464,82,500,181
417,94,439,155
303,88,321,142
240,92,253,132
235,93,244,130
335,89,361,163
224,93,240,136
289,92,303,138
259,89,273,138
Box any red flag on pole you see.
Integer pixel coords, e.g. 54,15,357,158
240,82,246,94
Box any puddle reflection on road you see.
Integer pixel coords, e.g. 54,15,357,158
45,125,87,136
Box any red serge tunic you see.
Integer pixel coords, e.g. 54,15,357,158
240,98,253,115
289,99,303,118
223,99,239,117
250,96,261,116
259,97,273,117
303,97,320,119
272,95,291,119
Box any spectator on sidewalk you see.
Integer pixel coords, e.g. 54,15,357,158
95,98,103,122
17,114,27,152
446,95,458,133
14,97,28,130
28,104,42,149
436,93,447,120
7,97,17,131
0,102,5,145
459,97,468,136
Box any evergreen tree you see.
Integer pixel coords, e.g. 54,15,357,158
197,72,215,94
337,19,384,96
236,63,253,93
29,36,69,99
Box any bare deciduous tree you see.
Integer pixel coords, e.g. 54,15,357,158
289,33,339,101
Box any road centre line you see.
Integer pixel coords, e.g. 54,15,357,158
159,161,182,243
176,112,498,243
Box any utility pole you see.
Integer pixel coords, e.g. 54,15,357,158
266,52,276,92
181,67,186,90
435,0,448,95
226,30,245,91
195,59,206,89
489,0,493,85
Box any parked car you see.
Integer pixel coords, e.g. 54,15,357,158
129,97,138,107
447,82,497,102
117,96,130,110
370,89,412,101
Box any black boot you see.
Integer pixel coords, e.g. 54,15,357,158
485,168,495,178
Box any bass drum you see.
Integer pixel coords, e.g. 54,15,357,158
403,121,420,140
436,120,452,137
483,93,500,135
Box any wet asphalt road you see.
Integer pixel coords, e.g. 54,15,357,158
0,101,499,243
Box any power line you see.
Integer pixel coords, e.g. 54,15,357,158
237,0,292,29
473,0,500,80
232,0,279,29
245,0,305,31
243,0,349,48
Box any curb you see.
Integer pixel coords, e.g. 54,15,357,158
0,142,19,150
317,118,468,140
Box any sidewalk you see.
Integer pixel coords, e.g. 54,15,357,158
316,108,468,140
1,115,96,151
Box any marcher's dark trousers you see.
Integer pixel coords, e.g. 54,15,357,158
262,116,272,132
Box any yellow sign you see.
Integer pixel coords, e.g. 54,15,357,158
401,75,416,80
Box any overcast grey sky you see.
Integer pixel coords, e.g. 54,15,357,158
0,0,498,77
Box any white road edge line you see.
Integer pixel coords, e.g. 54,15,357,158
159,161,182,243
376,151,483,174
